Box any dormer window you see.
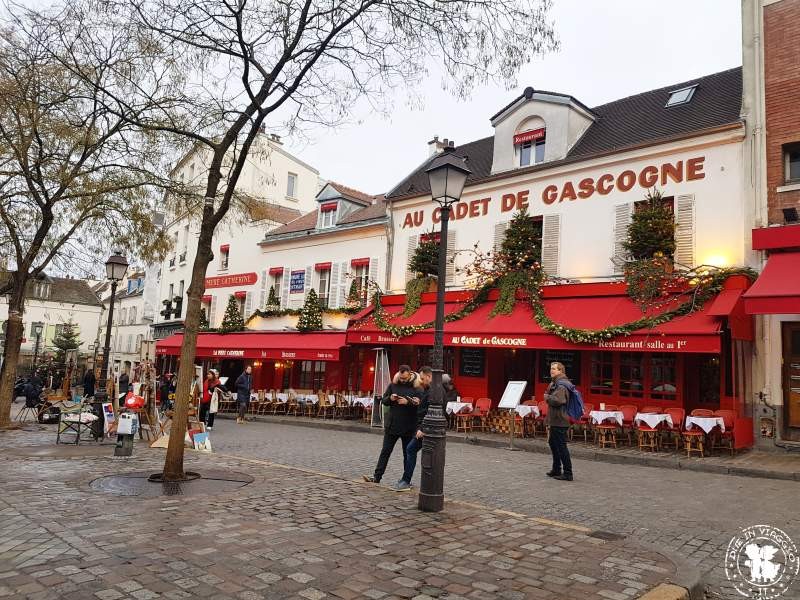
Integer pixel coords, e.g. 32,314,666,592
318,202,338,228
514,127,546,167
34,281,50,299
665,85,697,107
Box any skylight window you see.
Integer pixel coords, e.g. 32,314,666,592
665,85,697,107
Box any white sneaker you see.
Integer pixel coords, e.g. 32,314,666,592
207,426,213,430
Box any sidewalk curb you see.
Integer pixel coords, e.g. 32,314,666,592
225,414,800,482
631,540,705,600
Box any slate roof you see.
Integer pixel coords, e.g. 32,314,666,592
261,195,387,241
386,67,743,200
246,201,302,224
328,182,376,205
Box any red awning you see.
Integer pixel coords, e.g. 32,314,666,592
347,286,724,353
315,262,332,271
743,252,800,314
320,202,338,212
268,267,284,276
202,295,212,303
220,244,230,252
707,289,743,316
155,331,346,361
234,291,247,299
351,257,370,267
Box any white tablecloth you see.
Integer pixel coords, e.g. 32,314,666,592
351,397,373,407
634,413,673,429
275,393,289,403
685,416,725,433
446,402,473,415
64,412,98,423
305,394,320,404
589,410,624,426
514,405,540,418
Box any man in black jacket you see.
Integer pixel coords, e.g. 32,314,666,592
363,365,424,485
392,366,432,492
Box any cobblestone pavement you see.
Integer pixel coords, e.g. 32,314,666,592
0,428,679,600
206,418,800,600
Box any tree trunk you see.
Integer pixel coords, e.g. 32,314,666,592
0,281,28,428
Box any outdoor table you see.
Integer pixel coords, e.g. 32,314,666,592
589,410,624,425
275,393,289,403
685,416,725,433
634,412,673,429
514,405,540,418
63,412,98,424
305,394,320,405
446,401,473,415
352,397,373,407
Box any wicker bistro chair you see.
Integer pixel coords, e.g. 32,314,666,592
573,403,594,443
286,392,301,417
636,406,662,452
532,400,549,437
272,391,288,415
317,392,336,419
618,404,639,446
519,399,539,438
456,397,492,433
334,392,351,419
683,408,716,458
593,404,619,449
662,407,686,450
712,409,736,455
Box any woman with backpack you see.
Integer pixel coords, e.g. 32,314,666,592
544,361,574,481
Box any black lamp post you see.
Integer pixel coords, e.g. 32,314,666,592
418,148,471,513
92,251,128,439
31,322,44,374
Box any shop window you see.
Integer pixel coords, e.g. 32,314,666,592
698,356,721,404
539,350,581,384
784,143,800,183
299,360,326,390
348,349,365,391
590,352,614,396
619,353,644,398
650,353,677,400
281,364,292,389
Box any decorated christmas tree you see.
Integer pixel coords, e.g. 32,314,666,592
345,279,363,310
500,208,542,269
297,289,323,332
265,285,280,309
623,188,676,261
219,295,245,333
199,307,210,330
409,233,440,277
52,319,81,364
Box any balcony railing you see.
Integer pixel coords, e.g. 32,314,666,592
168,257,176,268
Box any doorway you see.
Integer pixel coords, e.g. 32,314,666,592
782,323,800,441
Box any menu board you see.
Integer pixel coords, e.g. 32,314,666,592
540,350,581,383
459,348,485,377
289,270,305,294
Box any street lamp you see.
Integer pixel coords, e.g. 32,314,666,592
418,148,470,513
92,251,128,439
31,321,44,373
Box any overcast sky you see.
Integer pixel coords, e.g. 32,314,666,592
284,0,742,196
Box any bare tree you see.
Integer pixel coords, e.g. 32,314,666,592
0,6,172,427
64,0,558,479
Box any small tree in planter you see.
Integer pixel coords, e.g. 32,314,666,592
264,285,281,312
623,188,676,261
404,233,441,316
198,308,210,330
297,289,323,332
219,295,245,333
499,208,542,269
345,279,364,311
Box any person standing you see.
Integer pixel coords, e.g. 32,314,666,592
82,368,96,399
117,369,130,409
201,369,223,430
393,366,432,492
235,365,252,424
544,361,574,481
363,365,423,485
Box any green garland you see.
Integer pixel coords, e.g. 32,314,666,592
369,266,757,345
245,305,361,324
403,275,436,317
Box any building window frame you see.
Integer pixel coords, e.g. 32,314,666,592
287,172,298,199
519,138,546,167
784,143,800,184
317,269,330,308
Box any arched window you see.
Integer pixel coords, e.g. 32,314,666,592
514,116,546,167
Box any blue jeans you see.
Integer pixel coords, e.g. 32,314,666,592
402,436,421,484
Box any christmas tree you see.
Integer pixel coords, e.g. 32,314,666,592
408,233,440,277
52,320,81,364
624,189,676,261
297,289,323,332
199,307,210,330
345,279,363,309
219,295,245,333
500,208,542,269
265,285,280,309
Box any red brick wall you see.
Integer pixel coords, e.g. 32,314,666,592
764,0,800,224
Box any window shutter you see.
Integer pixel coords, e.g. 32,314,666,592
244,291,253,319
613,203,632,274
209,295,218,327
445,231,457,285
368,257,379,293
280,267,290,308
329,262,340,309
259,269,267,309
542,214,561,276
405,235,419,283
493,221,510,253
337,261,349,307
674,194,695,268
304,266,313,297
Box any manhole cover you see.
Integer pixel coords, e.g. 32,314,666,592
588,530,626,541
90,470,253,497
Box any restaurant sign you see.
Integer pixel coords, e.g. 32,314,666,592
205,272,258,289
290,270,305,294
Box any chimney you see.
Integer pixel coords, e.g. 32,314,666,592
258,124,266,134
428,135,451,157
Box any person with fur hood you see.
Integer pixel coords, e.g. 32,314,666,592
363,364,425,486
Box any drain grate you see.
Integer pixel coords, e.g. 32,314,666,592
588,530,626,541
90,470,253,497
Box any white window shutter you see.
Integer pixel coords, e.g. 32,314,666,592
445,231,457,285
280,267,290,308
244,291,253,319
493,222,510,253
674,194,695,268
369,257,379,293
304,266,313,296
542,214,561,276
329,263,340,308
405,235,419,283
613,203,632,274
338,262,349,307
209,295,218,327
259,269,267,309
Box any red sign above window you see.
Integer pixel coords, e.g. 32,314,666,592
513,128,545,145
205,272,258,288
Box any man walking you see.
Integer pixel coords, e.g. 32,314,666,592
235,365,252,424
545,361,574,481
363,365,423,485
392,366,432,492
82,368,96,399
